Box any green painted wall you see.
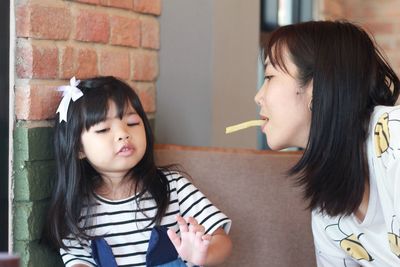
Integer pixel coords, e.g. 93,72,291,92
13,124,63,266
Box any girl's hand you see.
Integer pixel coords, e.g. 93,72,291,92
167,215,211,265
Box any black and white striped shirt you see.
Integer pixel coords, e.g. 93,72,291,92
60,172,232,267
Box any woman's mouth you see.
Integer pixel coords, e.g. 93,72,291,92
259,115,269,132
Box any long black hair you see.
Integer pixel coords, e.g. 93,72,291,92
45,76,171,249
263,21,400,216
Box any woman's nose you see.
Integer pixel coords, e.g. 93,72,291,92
254,89,262,106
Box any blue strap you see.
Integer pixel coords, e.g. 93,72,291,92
146,226,180,266
91,237,118,267
153,258,187,267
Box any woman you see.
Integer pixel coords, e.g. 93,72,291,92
255,20,400,266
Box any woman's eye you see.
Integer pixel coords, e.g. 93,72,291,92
95,128,109,133
264,75,273,81
127,122,140,127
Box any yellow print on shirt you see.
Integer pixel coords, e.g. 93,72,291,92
388,215,400,258
374,112,389,157
374,109,400,163
325,218,373,262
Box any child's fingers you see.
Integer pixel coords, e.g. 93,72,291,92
196,232,211,249
176,215,189,233
201,234,212,242
187,216,199,225
192,224,205,233
167,228,181,248
187,217,205,233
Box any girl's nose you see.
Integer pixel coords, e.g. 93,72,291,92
118,135,129,141
116,126,130,141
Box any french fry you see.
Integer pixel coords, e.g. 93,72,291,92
225,120,264,134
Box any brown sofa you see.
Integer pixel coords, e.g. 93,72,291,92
155,144,316,267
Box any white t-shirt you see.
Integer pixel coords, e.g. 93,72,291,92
60,171,232,267
312,105,400,267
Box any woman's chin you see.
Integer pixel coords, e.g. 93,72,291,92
266,141,285,151
266,138,292,151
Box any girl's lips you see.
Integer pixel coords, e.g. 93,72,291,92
117,145,134,156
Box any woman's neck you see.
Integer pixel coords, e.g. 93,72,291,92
354,181,370,223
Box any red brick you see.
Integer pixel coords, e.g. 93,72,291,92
132,82,156,113
133,0,161,15
362,22,394,35
102,0,134,9
75,10,110,43
75,0,100,4
76,48,98,79
16,39,33,78
131,51,158,81
16,5,30,37
32,44,59,79
16,41,58,79
110,16,141,47
61,46,75,79
28,5,71,40
61,46,98,79
141,16,159,49
100,49,130,79
15,84,61,120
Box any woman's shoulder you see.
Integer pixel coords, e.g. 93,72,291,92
370,105,400,164
311,211,358,241
371,105,400,125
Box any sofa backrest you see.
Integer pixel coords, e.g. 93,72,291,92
154,144,316,267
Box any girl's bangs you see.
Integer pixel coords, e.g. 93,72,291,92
82,94,109,130
81,87,135,130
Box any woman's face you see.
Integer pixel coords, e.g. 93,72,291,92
254,50,312,150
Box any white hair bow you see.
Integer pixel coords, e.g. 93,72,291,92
56,77,83,122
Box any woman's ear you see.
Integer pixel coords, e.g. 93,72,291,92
78,151,86,159
305,80,313,111
306,79,313,98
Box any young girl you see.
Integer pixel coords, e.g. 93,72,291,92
255,21,400,266
45,76,232,267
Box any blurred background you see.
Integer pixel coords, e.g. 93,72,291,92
2,0,400,265
155,0,400,150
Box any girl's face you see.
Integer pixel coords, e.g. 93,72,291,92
80,100,147,179
254,50,312,150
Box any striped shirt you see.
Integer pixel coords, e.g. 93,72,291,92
60,171,232,267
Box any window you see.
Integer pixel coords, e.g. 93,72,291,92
260,0,314,31
0,0,10,251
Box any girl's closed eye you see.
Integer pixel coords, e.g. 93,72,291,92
92,122,110,133
95,128,109,133
126,114,141,126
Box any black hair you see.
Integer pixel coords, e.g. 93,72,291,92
263,21,400,216
44,76,172,249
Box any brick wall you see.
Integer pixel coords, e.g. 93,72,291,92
12,0,161,266
320,0,400,76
